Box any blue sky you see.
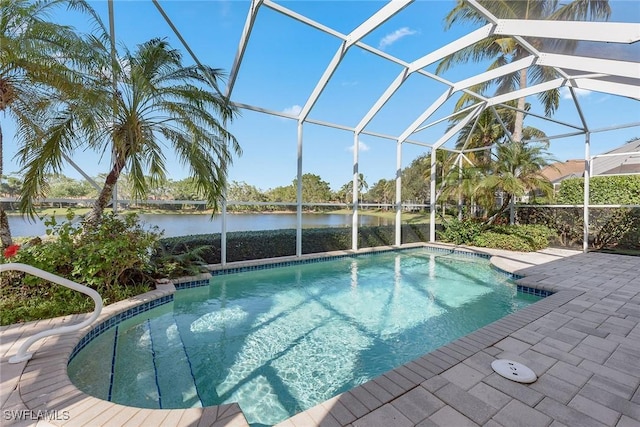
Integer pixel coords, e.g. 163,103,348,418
3,0,639,193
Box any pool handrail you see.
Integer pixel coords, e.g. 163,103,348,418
0,263,103,364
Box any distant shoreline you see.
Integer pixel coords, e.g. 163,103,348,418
5,207,430,222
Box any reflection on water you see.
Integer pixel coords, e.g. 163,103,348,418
9,212,392,238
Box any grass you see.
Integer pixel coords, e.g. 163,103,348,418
328,208,433,223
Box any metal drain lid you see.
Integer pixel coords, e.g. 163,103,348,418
491,359,537,383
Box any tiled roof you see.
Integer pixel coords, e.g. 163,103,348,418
540,160,584,183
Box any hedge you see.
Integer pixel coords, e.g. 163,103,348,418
438,219,554,252
517,206,640,250
557,175,640,205
155,224,432,265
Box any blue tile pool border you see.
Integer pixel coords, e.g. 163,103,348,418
68,294,173,363
206,246,489,277
516,285,554,298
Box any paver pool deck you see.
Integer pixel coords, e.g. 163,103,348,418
1,244,639,426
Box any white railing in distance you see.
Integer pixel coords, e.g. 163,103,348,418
0,263,103,364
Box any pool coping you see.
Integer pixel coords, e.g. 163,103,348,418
3,244,639,426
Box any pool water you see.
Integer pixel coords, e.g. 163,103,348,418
68,249,541,425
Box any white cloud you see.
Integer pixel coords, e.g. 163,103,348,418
346,141,370,152
282,104,302,116
379,27,418,50
560,87,591,100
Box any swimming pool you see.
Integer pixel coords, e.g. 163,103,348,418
68,248,542,425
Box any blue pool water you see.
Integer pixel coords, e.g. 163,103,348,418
68,249,541,425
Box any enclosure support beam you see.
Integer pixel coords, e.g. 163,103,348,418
395,140,402,247
583,132,591,253
221,198,227,266
458,155,463,221
108,0,118,214
296,122,304,257
226,0,263,99
429,148,437,243
352,132,360,251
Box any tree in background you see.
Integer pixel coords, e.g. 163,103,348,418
227,181,267,211
437,0,610,142
366,179,395,210
18,38,240,226
294,173,333,204
441,101,548,219
47,175,96,199
480,141,555,223
1,0,103,248
337,173,368,204
266,185,296,204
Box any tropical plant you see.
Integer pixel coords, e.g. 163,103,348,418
366,179,395,207
0,0,104,248
338,173,369,203
480,140,555,223
18,37,240,226
450,101,548,166
437,0,611,141
439,163,493,218
439,101,548,219
1,211,159,324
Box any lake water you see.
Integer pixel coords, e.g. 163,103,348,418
8,213,392,238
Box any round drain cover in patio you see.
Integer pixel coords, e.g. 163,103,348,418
491,359,537,383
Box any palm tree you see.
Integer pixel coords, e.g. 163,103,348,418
439,162,492,219
340,173,369,204
437,0,611,141
1,0,103,248
480,140,555,224
18,38,241,224
450,100,548,165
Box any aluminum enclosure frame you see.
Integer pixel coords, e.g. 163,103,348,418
103,0,639,260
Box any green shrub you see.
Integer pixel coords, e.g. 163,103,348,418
557,175,640,205
473,224,554,251
439,219,485,245
1,212,160,324
439,219,553,251
516,206,583,247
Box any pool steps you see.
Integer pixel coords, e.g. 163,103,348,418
102,307,204,409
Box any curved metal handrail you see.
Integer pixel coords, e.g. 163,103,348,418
0,263,103,364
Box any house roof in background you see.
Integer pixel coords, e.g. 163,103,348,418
542,139,640,182
541,159,584,183
593,139,640,176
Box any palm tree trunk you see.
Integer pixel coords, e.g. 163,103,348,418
513,69,527,142
86,156,125,225
0,209,11,249
0,123,13,249
486,193,512,225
